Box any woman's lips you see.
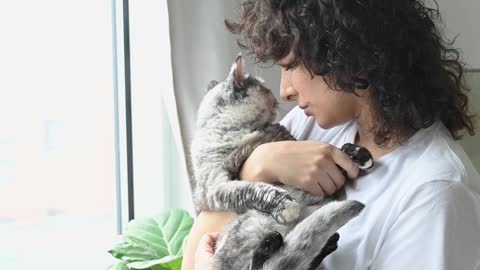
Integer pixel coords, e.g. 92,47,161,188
301,106,312,116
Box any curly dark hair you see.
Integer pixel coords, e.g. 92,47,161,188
225,0,477,146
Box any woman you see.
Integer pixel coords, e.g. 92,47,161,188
183,0,480,269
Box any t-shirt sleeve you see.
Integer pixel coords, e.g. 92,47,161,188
370,180,480,270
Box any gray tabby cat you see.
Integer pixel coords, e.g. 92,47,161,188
191,56,304,223
190,55,373,269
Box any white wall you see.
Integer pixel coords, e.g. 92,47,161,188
436,0,480,69
459,71,480,171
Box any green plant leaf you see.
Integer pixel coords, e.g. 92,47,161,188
181,234,189,254
109,241,159,262
127,255,182,270
106,261,130,270
125,209,193,258
106,208,192,270
153,256,182,270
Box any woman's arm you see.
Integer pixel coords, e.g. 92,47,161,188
183,139,359,270
240,140,359,196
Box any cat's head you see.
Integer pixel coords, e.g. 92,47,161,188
196,54,278,129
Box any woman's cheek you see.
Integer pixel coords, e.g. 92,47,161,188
314,105,352,129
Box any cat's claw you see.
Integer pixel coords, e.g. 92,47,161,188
273,200,302,223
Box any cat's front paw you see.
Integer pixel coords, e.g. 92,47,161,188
254,184,302,223
272,200,302,224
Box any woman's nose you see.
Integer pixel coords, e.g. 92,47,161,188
281,86,297,102
280,68,297,102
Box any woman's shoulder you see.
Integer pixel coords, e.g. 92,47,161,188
399,121,480,195
415,122,478,176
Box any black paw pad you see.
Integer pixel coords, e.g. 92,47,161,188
341,143,374,172
251,231,284,270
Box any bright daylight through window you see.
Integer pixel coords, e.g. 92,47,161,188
0,1,117,269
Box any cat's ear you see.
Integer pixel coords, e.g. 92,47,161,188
228,53,246,89
235,54,244,82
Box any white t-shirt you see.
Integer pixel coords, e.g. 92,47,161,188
280,106,480,270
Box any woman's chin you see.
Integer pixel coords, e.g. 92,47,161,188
315,117,340,130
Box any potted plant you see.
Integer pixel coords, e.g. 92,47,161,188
107,209,193,270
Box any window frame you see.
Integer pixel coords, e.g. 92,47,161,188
112,0,135,234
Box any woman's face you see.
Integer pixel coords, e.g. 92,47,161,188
279,61,362,129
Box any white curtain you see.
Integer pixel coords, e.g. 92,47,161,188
166,0,294,201
126,0,195,217
166,0,242,193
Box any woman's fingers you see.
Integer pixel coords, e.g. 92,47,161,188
310,177,325,196
198,232,219,255
204,232,219,254
331,148,359,179
319,171,339,196
323,158,346,191
308,171,336,196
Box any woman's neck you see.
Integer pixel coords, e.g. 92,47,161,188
354,114,414,161
351,92,416,160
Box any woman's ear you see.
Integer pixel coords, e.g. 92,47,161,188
353,77,369,90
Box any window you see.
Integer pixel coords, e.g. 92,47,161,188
0,1,117,268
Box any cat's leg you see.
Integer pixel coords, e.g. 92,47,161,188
260,123,296,142
279,184,330,206
205,180,302,223
225,125,295,179
250,231,285,270
308,233,340,270
247,221,339,270
260,200,365,270
213,211,290,270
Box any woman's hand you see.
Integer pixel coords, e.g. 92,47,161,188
240,141,359,196
194,232,219,270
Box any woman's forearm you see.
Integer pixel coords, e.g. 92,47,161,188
239,143,278,183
